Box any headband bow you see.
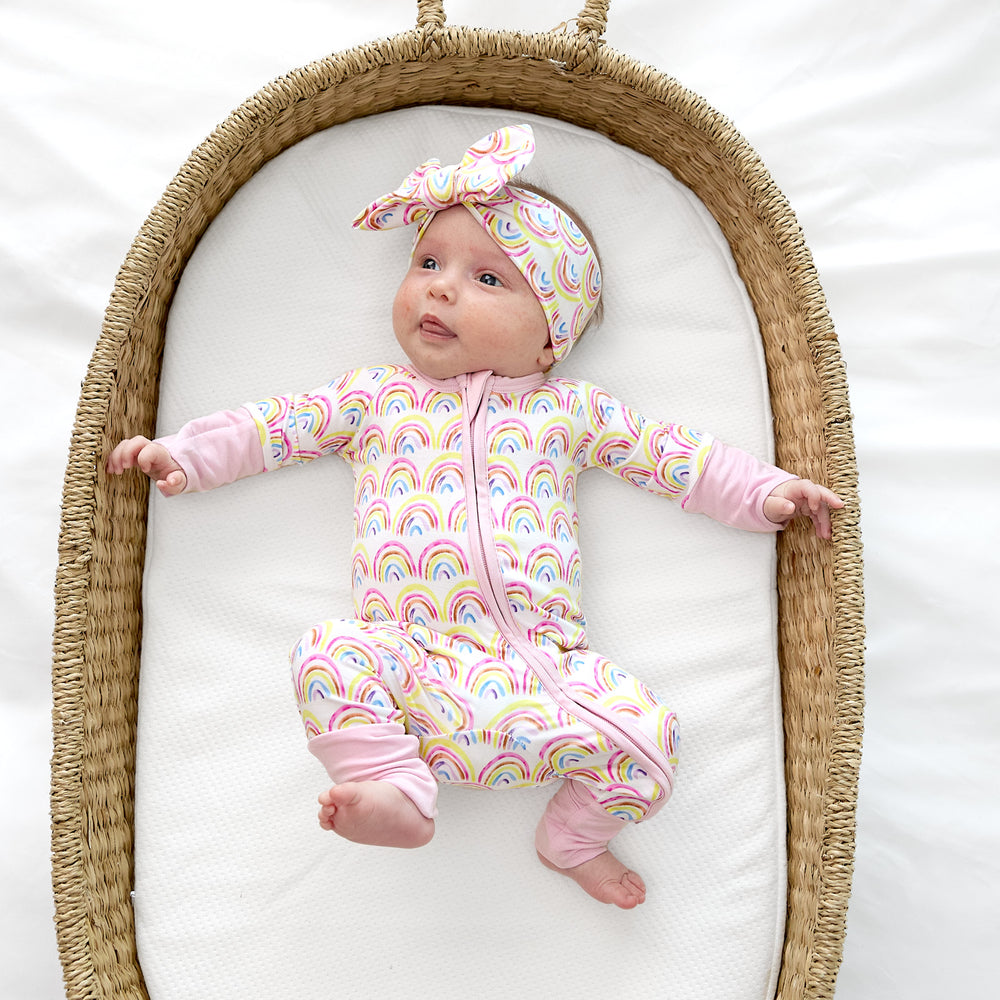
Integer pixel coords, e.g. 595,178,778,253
352,124,601,363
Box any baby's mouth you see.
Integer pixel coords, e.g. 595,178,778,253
419,315,456,340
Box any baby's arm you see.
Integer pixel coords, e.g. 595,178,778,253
682,440,842,537
763,479,844,539
106,436,187,497
105,408,264,496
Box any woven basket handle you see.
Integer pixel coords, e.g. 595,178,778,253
416,0,610,70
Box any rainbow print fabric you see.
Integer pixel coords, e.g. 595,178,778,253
250,365,711,815
352,125,602,363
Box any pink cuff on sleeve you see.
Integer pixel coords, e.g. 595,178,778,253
155,407,264,493
681,439,797,532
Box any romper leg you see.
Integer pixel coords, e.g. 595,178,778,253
289,619,438,817
535,779,629,868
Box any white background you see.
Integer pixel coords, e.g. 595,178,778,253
2,1,997,997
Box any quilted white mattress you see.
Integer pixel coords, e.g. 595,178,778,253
135,105,786,999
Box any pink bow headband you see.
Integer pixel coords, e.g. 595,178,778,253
352,124,602,363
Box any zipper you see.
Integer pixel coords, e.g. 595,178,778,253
457,373,675,795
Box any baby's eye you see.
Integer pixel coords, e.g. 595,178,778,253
478,272,502,287
419,257,440,271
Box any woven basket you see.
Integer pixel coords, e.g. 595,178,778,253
51,2,864,997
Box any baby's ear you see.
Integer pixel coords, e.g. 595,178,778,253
537,344,555,371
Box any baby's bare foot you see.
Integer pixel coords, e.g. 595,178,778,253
537,849,647,909
318,781,434,848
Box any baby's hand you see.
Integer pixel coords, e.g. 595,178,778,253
764,479,844,539
106,436,187,497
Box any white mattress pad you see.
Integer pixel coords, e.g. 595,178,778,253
135,105,786,999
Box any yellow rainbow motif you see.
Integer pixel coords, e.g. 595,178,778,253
428,393,461,416
373,541,417,583
521,385,565,416
294,659,348,703
504,580,534,614
437,420,463,451
618,463,655,490
537,417,573,460
338,389,373,429
327,704,383,729
351,551,370,590
539,733,601,771
446,501,467,534
594,433,636,468
547,505,575,544
537,587,578,620
492,536,518,574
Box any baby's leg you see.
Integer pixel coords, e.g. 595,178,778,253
535,779,648,909
310,723,437,847
290,621,439,846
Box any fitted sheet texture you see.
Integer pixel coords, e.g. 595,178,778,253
135,106,786,1000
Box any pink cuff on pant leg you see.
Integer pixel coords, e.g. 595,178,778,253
535,780,629,869
307,723,439,819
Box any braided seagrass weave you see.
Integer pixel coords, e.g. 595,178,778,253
51,2,864,997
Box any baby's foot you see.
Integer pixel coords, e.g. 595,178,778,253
537,848,647,909
318,781,434,848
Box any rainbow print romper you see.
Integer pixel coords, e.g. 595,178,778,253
248,363,714,826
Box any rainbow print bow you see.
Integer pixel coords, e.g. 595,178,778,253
352,124,602,363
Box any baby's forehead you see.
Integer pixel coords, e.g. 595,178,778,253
416,206,519,266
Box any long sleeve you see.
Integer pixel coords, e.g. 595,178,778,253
155,408,265,493
680,439,797,532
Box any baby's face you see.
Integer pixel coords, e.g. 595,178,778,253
392,207,552,381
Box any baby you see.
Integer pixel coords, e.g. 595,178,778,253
107,124,842,910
